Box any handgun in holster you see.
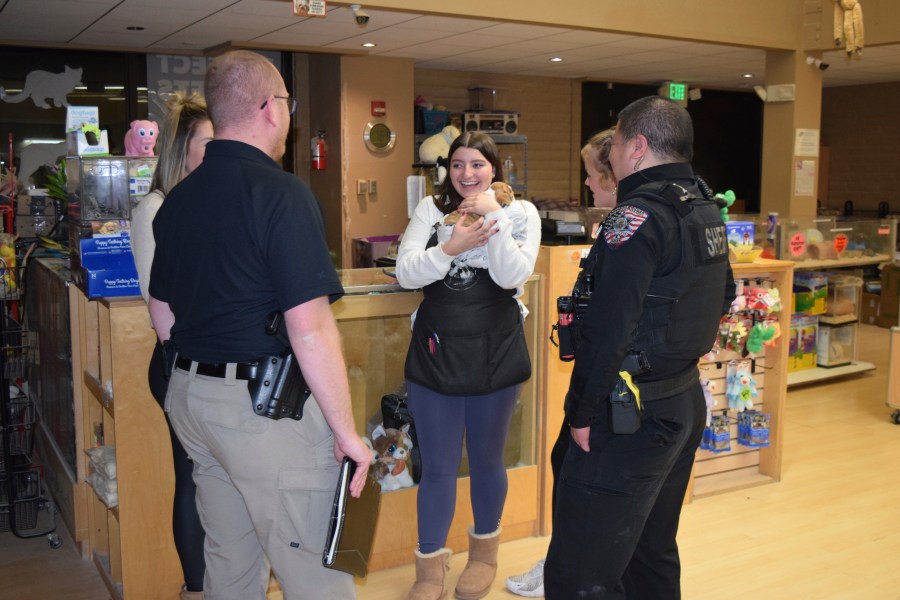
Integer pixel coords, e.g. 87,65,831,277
608,352,651,435
246,310,311,421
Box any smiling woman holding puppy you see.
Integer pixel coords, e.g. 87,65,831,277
395,131,541,600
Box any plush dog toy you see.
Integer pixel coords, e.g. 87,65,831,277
124,119,158,156
443,181,515,227
365,424,414,492
418,125,460,184
726,367,758,411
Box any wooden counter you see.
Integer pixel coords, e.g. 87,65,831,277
68,268,545,586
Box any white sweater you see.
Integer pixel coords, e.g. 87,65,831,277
395,189,541,301
129,189,164,304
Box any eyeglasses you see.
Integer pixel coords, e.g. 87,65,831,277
260,95,297,116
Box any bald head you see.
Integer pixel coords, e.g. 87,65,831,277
204,50,284,132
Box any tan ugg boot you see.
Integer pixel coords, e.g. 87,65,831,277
405,547,452,600
454,527,501,600
180,587,203,600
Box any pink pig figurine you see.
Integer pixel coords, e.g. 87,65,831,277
124,119,159,156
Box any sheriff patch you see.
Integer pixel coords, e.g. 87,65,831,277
604,205,649,248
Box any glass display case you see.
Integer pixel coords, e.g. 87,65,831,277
65,156,157,221
726,215,897,267
335,268,540,474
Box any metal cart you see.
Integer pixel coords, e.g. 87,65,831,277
0,251,60,546
889,327,900,425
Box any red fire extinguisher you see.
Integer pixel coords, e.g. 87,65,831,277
311,130,327,170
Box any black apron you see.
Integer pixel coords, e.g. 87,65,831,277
404,243,531,395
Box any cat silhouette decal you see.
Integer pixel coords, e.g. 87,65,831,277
1,65,83,109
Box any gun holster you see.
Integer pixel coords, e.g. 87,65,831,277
608,377,641,435
246,310,311,421
247,351,310,421
607,353,651,435
162,340,177,380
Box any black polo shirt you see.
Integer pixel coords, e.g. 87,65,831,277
149,140,343,363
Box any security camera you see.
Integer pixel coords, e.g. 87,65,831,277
806,56,829,71
351,4,369,26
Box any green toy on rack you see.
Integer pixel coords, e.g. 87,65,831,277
714,189,736,222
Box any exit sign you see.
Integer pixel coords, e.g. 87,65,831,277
668,82,686,101
659,82,688,106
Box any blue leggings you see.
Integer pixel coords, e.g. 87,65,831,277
406,381,519,553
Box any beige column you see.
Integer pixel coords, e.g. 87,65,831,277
759,49,824,219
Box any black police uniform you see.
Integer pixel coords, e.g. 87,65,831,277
544,162,735,599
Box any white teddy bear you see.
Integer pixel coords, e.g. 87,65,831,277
418,125,461,184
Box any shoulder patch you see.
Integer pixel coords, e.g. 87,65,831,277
604,205,649,248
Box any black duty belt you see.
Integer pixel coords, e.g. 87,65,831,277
174,356,259,380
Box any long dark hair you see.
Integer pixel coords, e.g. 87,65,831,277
432,132,503,214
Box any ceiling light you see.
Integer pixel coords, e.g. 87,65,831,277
549,57,563,62
104,86,124,91
361,42,376,48
741,73,754,79
22,139,65,146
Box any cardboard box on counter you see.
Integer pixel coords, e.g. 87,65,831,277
81,268,140,297
79,235,141,297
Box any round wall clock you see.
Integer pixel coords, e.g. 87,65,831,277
363,121,396,154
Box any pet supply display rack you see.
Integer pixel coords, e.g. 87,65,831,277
0,259,59,545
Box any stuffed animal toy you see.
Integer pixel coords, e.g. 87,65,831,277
726,366,758,411
124,119,158,156
418,125,460,184
444,181,515,227
745,287,782,315
700,378,716,426
714,190,736,222
716,315,747,355
729,294,747,315
365,424,414,492
834,0,864,57
746,322,778,355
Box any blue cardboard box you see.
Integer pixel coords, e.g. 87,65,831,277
82,268,140,297
79,235,141,297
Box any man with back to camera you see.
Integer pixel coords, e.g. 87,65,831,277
148,50,371,599
543,96,736,599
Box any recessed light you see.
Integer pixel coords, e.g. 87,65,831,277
126,26,144,31
549,57,563,62
104,85,125,91
741,73,754,79
362,42,376,48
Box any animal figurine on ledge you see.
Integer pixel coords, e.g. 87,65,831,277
364,424,414,492
124,119,158,156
